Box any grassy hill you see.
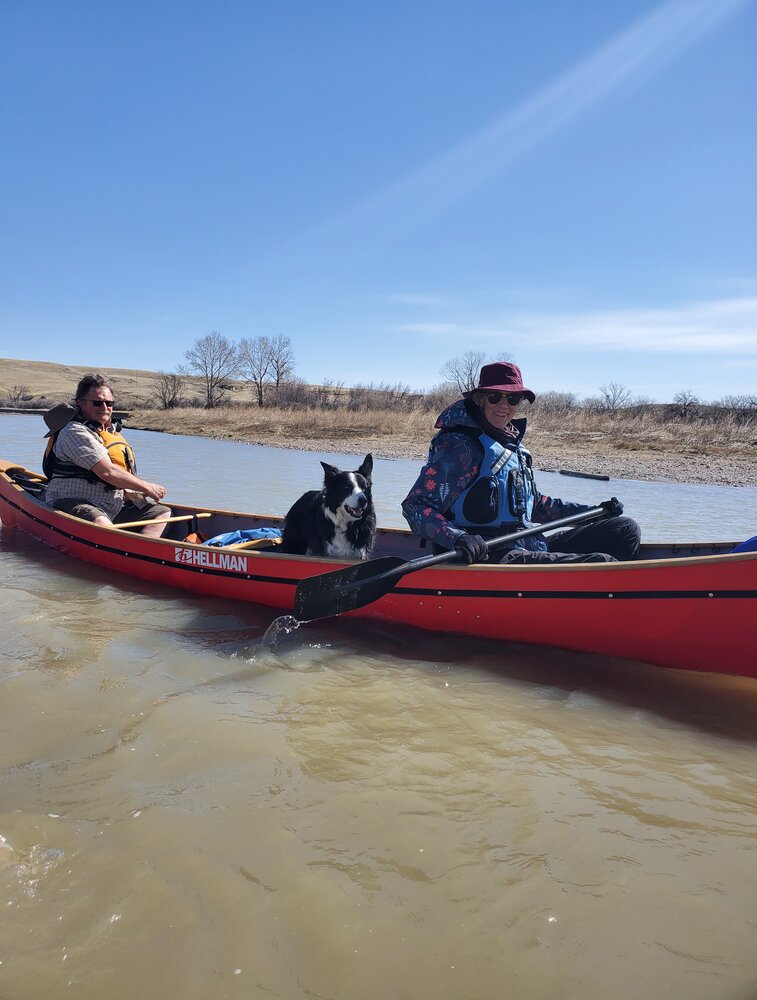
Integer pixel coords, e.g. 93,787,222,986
0,357,206,407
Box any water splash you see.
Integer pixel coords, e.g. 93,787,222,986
259,614,305,649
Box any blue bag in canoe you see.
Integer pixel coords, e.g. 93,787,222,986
205,528,282,547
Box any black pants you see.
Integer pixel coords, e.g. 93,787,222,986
498,516,641,565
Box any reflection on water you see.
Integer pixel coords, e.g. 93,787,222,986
2,413,757,1000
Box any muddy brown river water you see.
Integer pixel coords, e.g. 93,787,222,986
1,414,756,999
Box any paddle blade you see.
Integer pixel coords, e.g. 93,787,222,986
294,556,407,621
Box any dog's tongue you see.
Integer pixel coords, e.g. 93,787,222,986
345,505,364,519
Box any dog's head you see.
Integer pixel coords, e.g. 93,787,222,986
321,454,373,521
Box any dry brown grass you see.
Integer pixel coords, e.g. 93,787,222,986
3,357,755,486
130,404,438,459
129,402,757,487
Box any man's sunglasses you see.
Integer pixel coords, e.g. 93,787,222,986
485,392,525,405
81,399,115,408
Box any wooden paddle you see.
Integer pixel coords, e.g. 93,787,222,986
110,511,212,530
229,536,283,550
294,506,607,621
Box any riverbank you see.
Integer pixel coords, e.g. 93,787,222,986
128,406,757,487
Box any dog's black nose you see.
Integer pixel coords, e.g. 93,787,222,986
356,494,367,508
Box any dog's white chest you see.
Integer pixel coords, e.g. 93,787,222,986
321,535,367,561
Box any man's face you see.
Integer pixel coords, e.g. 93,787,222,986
77,385,115,428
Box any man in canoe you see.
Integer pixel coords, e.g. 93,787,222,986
42,373,172,537
402,362,640,564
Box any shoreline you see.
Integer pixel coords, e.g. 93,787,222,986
127,417,757,488
3,407,753,487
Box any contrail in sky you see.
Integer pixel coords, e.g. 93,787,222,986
325,0,750,244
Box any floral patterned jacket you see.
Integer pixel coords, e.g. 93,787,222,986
401,399,591,551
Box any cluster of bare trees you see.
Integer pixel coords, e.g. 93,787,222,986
155,331,297,409
436,353,756,427
151,339,756,428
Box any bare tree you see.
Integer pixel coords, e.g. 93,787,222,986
238,336,274,407
268,335,296,390
598,382,632,412
672,389,700,419
5,384,31,405
439,351,489,395
181,331,239,408
154,372,186,410
439,350,514,395
715,394,757,427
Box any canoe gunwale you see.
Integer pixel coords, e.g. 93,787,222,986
1,459,756,678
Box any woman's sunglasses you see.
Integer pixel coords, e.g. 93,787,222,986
485,392,525,406
81,399,115,408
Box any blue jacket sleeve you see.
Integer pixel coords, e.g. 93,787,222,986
401,432,482,549
532,493,592,524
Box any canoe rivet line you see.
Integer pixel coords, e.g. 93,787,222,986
608,593,613,598
518,592,523,597
709,592,714,597
437,591,442,595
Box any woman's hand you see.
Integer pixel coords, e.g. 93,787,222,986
453,534,488,564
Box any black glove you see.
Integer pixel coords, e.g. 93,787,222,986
600,496,623,517
453,533,488,564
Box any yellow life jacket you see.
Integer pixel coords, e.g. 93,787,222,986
96,427,137,474
43,417,137,483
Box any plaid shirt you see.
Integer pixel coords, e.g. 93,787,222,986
44,420,125,520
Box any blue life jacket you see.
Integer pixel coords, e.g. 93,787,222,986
449,432,539,540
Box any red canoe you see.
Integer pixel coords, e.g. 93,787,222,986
1,459,755,678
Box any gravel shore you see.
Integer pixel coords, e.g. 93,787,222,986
130,418,757,488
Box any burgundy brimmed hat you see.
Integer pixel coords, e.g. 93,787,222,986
463,362,535,404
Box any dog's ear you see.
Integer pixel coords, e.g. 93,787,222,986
320,461,340,479
358,454,373,480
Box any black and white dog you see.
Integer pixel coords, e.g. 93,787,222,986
281,454,376,560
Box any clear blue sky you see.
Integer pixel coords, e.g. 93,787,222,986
1,0,756,402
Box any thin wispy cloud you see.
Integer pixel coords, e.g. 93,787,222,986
394,322,459,334
384,293,455,307
326,0,749,244
409,296,757,355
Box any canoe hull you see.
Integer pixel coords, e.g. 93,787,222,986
1,462,755,678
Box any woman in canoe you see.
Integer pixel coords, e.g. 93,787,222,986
402,362,641,564
42,373,172,537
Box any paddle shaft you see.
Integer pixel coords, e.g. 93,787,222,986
110,511,212,530
294,506,611,622
371,506,607,585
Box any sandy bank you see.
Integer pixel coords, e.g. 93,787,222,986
128,410,757,488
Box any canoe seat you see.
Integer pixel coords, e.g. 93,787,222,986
5,467,47,497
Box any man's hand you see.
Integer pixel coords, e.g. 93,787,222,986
600,497,623,517
142,482,167,502
453,533,488,564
